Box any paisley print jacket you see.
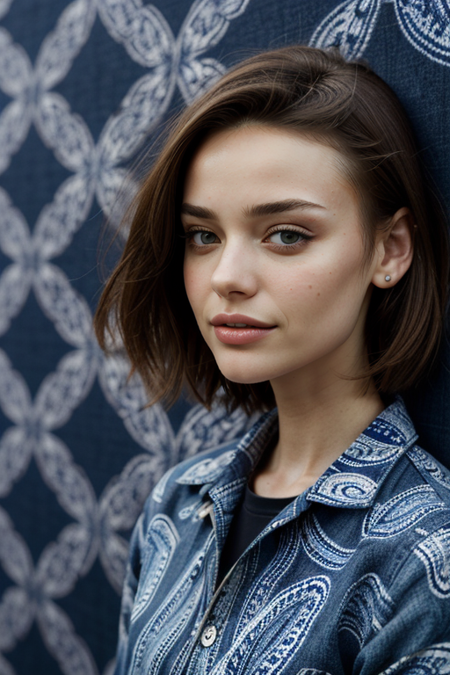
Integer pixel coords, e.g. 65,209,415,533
114,398,450,675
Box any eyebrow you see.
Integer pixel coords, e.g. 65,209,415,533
180,203,216,219
245,199,325,217
180,199,325,220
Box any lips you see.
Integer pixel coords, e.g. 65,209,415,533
211,314,275,329
211,314,276,345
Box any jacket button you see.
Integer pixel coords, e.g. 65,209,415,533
200,625,217,647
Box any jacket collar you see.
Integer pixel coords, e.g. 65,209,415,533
179,397,418,511
306,397,418,508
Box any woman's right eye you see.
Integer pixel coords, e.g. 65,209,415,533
190,231,219,246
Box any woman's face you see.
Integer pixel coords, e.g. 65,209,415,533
182,125,382,395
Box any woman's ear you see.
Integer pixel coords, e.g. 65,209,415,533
371,207,414,288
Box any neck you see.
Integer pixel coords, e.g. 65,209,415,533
252,374,384,498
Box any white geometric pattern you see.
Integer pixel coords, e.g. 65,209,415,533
0,1,254,672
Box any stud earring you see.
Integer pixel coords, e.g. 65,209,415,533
385,275,391,282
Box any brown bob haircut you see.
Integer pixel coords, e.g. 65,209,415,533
95,45,449,414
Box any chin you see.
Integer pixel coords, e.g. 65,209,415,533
217,366,272,386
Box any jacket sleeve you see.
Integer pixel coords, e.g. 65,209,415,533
376,644,450,675
112,461,178,675
113,511,147,675
351,524,450,675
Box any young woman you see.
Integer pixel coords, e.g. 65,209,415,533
95,46,450,674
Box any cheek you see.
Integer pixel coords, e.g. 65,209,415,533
280,255,368,326
183,258,207,313
183,265,195,308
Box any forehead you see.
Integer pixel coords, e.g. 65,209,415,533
182,125,358,214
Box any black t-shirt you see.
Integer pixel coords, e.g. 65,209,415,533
217,485,295,586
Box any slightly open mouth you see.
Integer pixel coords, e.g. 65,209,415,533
222,323,275,329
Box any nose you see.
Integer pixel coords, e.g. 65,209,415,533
211,240,258,299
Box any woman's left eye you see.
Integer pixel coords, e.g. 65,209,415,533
267,230,305,246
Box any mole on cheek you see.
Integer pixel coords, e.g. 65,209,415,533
308,285,312,289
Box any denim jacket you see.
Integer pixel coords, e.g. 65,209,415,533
115,399,450,675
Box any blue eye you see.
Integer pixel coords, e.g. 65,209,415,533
192,231,219,245
268,230,303,245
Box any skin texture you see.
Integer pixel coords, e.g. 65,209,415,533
182,125,413,497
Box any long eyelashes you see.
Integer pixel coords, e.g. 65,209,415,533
265,226,313,251
187,230,220,246
180,229,218,253
182,226,313,252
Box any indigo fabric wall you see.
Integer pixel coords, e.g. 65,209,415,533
0,1,449,673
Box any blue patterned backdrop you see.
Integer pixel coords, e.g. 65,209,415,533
1,1,450,673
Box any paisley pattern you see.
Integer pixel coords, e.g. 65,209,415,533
130,536,214,674
408,446,450,492
311,472,378,506
311,0,450,66
210,577,331,675
338,574,394,648
378,644,450,674
233,528,301,635
394,0,450,67
414,526,450,598
112,400,450,675
362,486,446,539
339,438,402,468
130,515,179,623
300,513,355,570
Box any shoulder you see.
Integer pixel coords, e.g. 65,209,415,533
401,445,450,594
405,444,450,503
371,444,450,598
371,442,450,550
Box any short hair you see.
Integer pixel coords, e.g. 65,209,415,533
95,45,449,414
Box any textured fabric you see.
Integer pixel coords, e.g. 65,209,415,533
115,399,450,675
1,2,450,674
